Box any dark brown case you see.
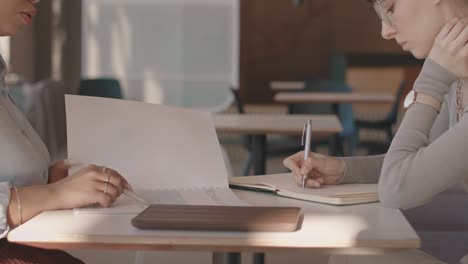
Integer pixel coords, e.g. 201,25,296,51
131,204,301,232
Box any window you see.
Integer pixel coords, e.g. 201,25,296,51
82,0,239,110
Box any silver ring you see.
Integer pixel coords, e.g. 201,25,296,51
102,166,111,194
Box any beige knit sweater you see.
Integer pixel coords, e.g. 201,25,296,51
337,59,468,209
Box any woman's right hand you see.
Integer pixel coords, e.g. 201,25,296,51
428,17,468,78
47,165,130,210
283,151,346,188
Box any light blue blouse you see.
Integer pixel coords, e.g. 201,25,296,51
0,55,50,237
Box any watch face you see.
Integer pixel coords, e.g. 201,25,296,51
404,90,415,109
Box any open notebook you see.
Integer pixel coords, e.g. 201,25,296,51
229,173,379,205
66,95,247,214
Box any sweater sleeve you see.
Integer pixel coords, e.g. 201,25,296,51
336,104,450,185
429,97,450,142
335,155,384,184
336,61,451,186
379,59,463,209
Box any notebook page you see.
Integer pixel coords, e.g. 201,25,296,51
231,173,377,197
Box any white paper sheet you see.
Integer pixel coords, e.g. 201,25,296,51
74,188,249,214
66,95,229,189
66,95,245,214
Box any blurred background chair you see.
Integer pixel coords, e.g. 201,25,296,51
79,78,123,99
230,87,301,176
355,80,406,155
329,50,347,85
232,77,358,176
287,79,358,157
230,87,254,175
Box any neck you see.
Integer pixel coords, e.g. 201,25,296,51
440,0,468,21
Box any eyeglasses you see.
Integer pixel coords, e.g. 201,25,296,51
373,0,394,26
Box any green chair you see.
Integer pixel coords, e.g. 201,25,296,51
230,87,301,175
79,78,123,99
329,50,347,84
356,80,407,154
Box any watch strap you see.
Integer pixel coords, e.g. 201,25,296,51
404,90,442,113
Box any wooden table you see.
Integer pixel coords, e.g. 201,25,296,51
8,189,420,264
274,92,395,105
213,114,343,175
270,81,306,91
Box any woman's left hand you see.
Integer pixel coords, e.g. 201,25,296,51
429,17,468,78
48,160,80,184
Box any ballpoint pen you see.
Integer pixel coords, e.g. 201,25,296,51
301,120,312,190
123,189,151,206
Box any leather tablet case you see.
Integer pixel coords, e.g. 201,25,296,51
131,204,301,232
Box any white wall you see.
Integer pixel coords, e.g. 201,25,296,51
82,0,238,111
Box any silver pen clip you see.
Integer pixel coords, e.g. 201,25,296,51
301,123,307,147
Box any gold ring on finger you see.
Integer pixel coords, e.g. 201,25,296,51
104,181,109,194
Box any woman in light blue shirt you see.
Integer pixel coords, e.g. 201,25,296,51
0,1,130,262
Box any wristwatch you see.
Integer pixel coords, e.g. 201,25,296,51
403,90,442,113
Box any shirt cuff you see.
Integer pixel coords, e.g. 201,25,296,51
413,59,458,102
0,182,12,239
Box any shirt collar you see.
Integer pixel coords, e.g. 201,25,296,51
0,55,8,98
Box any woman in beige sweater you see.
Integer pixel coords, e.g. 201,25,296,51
284,0,468,263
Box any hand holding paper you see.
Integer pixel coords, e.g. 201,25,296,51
66,95,247,215
48,164,130,209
